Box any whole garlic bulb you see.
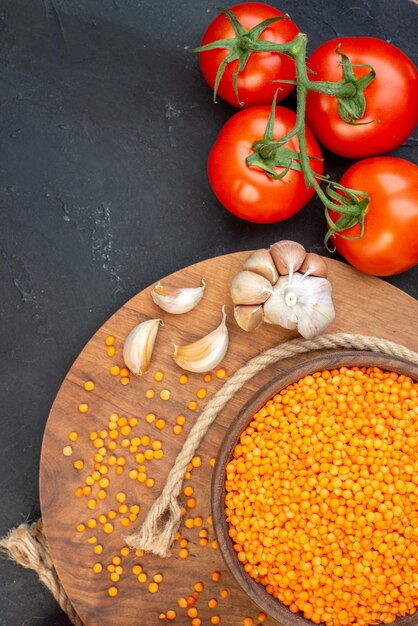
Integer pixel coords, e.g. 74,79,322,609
263,274,335,339
230,240,335,339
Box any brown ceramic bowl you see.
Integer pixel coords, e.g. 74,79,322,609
212,351,418,626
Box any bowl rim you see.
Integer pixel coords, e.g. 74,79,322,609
211,350,418,626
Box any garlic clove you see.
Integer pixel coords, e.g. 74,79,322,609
151,279,206,314
173,307,229,373
243,249,279,285
263,279,298,329
123,318,163,375
234,304,264,332
299,253,328,278
270,240,306,281
292,275,335,339
230,270,273,305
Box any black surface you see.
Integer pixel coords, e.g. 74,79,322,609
0,1,416,624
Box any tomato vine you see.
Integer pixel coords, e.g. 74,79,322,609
190,8,377,248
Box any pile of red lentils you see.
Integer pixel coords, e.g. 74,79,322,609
62,334,265,624
225,366,418,626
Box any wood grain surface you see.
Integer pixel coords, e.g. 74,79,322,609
40,251,418,626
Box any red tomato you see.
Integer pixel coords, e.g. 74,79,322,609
208,106,324,223
199,2,300,107
306,38,418,158
329,157,418,276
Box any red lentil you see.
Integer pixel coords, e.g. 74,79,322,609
225,367,418,626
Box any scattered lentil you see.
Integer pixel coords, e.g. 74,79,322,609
84,381,95,391
78,403,89,413
179,374,189,385
103,523,114,534
215,368,226,379
191,456,201,468
63,446,73,457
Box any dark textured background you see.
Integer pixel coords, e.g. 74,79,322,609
0,1,416,624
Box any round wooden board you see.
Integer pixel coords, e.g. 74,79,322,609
40,252,418,626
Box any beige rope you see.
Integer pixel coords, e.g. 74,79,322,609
0,519,83,626
126,332,418,557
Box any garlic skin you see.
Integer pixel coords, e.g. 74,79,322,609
263,274,335,339
151,279,205,314
270,240,306,280
173,307,229,373
243,249,279,284
123,318,163,375
299,253,328,278
234,304,264,332
230,270,273,305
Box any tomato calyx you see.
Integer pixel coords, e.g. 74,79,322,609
187,7,290,105
331,48,376,124
247,90,320,179
306,48,376,124
322,179,370,250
